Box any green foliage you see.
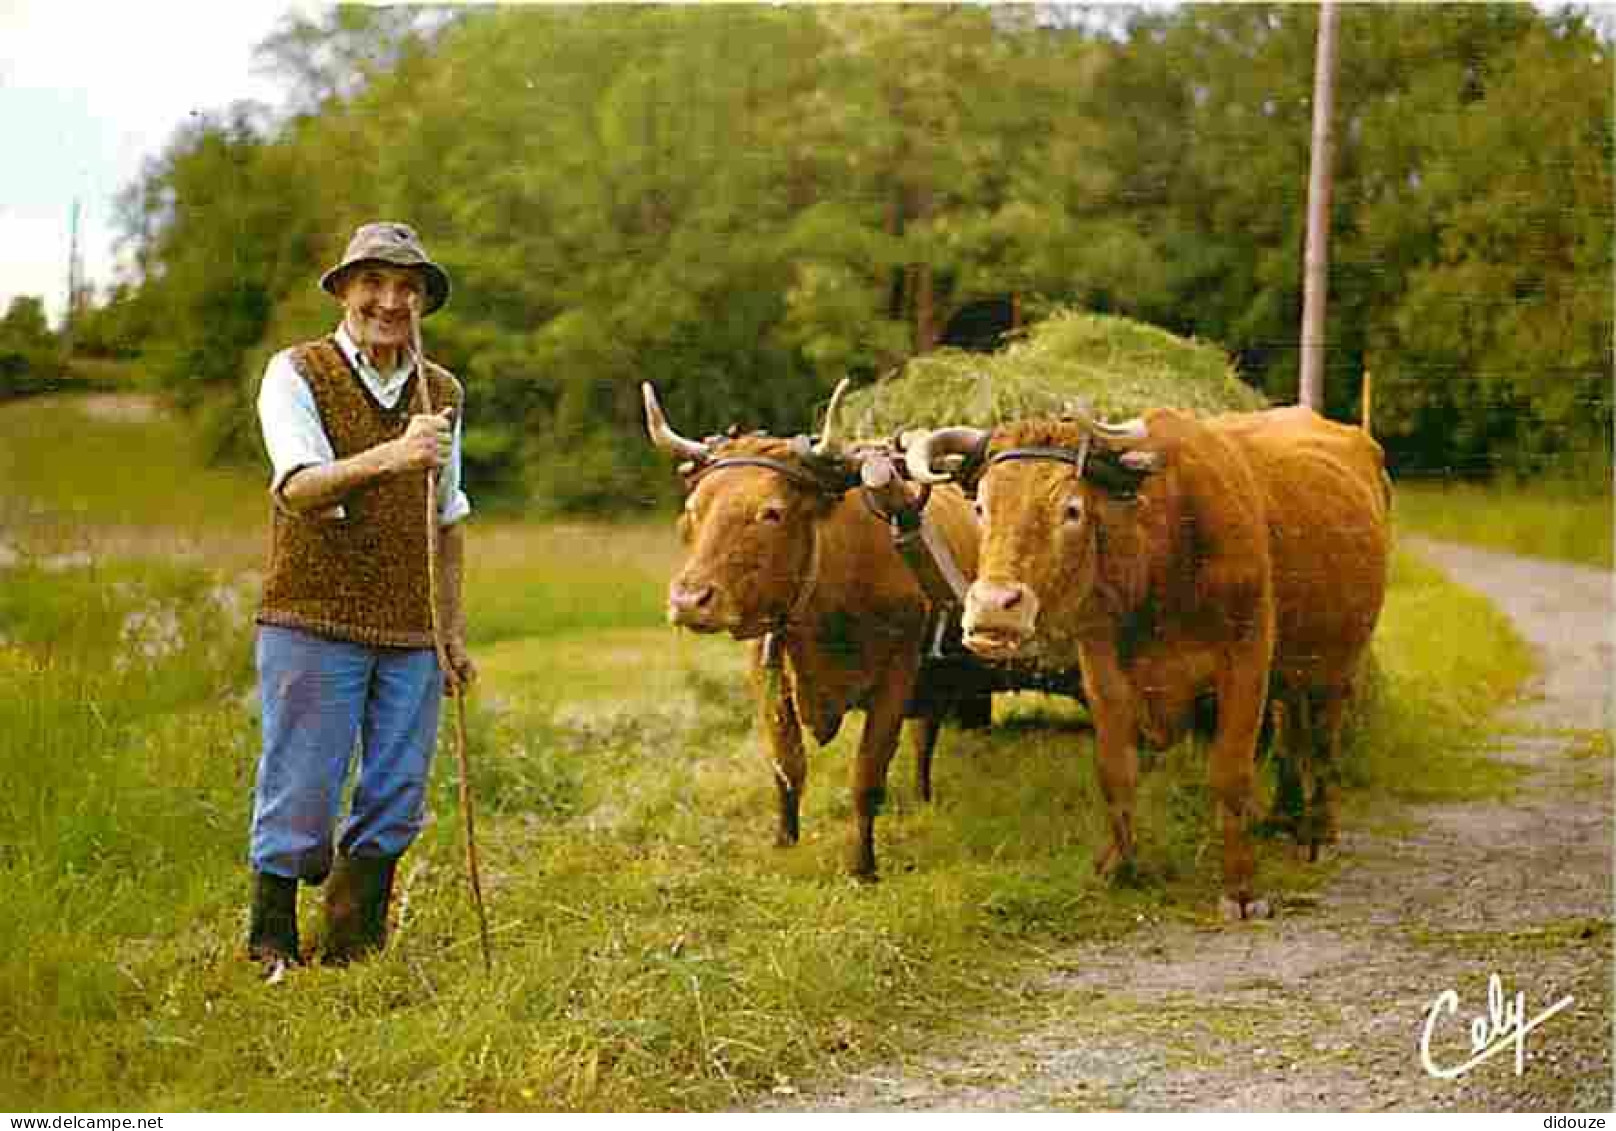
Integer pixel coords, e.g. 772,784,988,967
1096,5,1612,476
100,4,1610,506
68,285,156,361
0,296,68,395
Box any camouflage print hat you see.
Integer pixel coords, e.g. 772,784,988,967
319,221,451,315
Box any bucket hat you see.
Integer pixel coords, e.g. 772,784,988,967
320,222,451,315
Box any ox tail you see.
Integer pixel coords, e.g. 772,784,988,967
1360,369,1374,437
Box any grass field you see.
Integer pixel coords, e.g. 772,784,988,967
1392,476,1613,570
0,394,1543,1110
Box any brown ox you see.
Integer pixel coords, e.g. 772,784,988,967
907,405,1390,918
1210,406,1391,852
643,383,983,880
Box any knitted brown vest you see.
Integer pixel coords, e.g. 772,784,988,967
256,337,463,648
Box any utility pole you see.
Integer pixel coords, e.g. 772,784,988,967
1299,1,1339,412
64,197,83,356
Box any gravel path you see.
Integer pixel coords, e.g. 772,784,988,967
758,538,1613,1112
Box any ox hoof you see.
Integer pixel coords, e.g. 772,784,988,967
1253,815,1300,841
1219,896,1272,922
1093,842,1140,887
1290,840,1335,865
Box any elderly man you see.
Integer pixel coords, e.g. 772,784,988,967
247,222,476,973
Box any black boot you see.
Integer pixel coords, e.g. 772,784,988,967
322,853,399,965
247,872,300,970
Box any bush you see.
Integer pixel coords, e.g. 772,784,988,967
0,296,69,397
0,346,70,397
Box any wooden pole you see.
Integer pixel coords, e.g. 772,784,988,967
1299,1,1340,412
411,300,493,974
64,198,81,355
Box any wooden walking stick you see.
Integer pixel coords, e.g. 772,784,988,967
410,296,493,973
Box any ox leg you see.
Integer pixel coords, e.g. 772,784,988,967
1299,691,1347,861
907,714,943,803
750,657,807,848
1078,642,1140,884
1260,694,1307,840
1209,648,1271,921
850,660,919,881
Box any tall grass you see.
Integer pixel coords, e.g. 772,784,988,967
0,395,266,537
1341,552,1536,803
467,521,676,646
1393,477,1613,570
2,530,1536,1110
0,393,1543,1110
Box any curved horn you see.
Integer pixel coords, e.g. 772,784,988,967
904,425,991,485
1094,417,1150,442
642,383,712,464
811,378,853,457
1065,401,1149,443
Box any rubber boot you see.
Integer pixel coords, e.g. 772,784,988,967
247,872,300,971
322,853,400,965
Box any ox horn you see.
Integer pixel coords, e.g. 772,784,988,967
1065,400,1150,443
905,425,991,485
810,378,853,458
642,382,712,464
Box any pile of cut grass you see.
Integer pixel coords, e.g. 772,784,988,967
840,309,1266,436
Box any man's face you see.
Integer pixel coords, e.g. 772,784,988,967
338,264,425,359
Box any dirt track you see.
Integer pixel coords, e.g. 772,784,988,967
757,538,1613,1112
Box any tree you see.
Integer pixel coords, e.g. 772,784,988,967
1361,10,1613,475
0,296,65,392
109,2,1609,504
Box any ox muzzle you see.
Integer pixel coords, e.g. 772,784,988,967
667,577,723,633
666,575,770,638
962,578,1041,658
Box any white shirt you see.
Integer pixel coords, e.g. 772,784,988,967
256,322,472,526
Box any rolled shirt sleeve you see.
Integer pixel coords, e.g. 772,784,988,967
258,349,338,513
438,408,472,526
257,347,472,526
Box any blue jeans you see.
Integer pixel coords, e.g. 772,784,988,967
250,625,442,881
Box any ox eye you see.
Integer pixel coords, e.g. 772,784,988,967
972,500,985,520
1063,497,1085,524
758,502,787,524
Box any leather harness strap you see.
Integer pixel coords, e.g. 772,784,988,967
986,436,1092,475
686,455,856,496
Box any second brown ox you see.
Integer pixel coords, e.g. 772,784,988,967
644,382,987,880
907,404,1390,919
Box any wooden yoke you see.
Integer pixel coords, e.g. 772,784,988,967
859,450,969,610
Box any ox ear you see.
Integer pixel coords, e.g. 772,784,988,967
1083,446,1161,498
